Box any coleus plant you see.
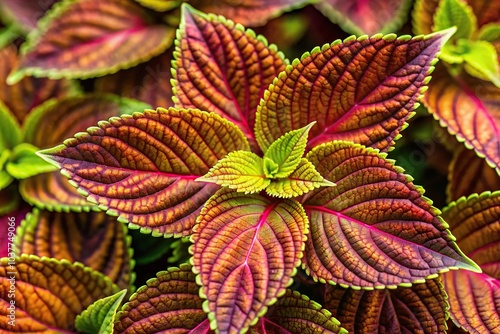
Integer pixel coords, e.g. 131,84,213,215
19,3,485,333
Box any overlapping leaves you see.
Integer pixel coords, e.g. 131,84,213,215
0,255,120,333
441,191,500,334
15,209,134,289
114,264,346,333
37,5,480,334
414,0,500,172
13,94,150,211
324,279,448,333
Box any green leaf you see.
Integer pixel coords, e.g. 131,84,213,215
15,209,135,289
266,158,336,198
172,4,287,148
301,140,480,289
0,255,120,333
38,108,250,237
6,143,57,179
191,188,308,333
76,289,127,334
315,0,413,35
135,0,182,11
19,94,151,211
477,23,500,42
0,150,14,190
114,264,207,333
324,278,448,333
197,151,269,194
8,0,175,82
255,29,455,153
263,122,315,178
433,0,477,40
0,102,21,151
459,39,500,87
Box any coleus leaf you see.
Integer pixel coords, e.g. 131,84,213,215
19,94,151,211
0,102,21,151
135,0,182,12
460,39,500,87
301,140,480,288
94,50,175,109
188,0,311,27
314,0,413,35
467,0,500,27
260,290,347,334
39,108,250,236
197,151,270,194
75,289,127,334
0,44,76,124
191,188,308,333
323,278,448,334
265,158,335,198
441,191,500,334
263,123,315,178
8,0,175,83
255,29,455,153
15,209,134,289
447,145,500,202
424,66,500,173
0,203,29,257
413,0,500,35
412,0,440,35
0,0,58,31
5,143,57,179
0,255,120,333
172,4,287,148
115,264,346,333
478,23,500,42
114,263,207,333
0,184,21,216
433,0,477,40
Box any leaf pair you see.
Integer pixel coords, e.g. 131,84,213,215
198,122,335,198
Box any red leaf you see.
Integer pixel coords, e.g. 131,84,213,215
173,5,287,149
192,189,307,333
316,0,413,35
324,279,448,334
301,141,479,288
255,29,454,153
189,0,311,27
39,108,250,237
424,67,500,173
9,0,174,81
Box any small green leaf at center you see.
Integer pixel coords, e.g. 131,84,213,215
263,157,279,178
